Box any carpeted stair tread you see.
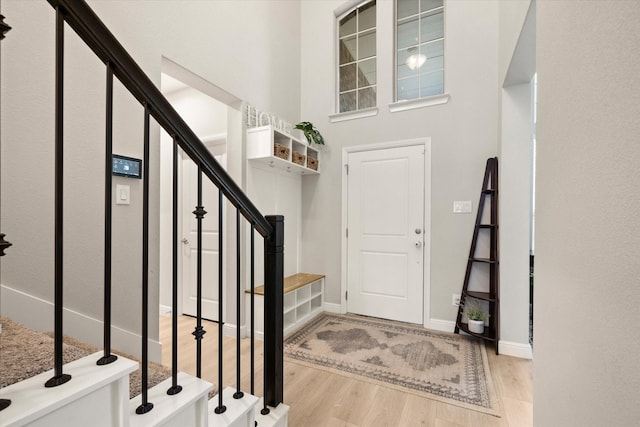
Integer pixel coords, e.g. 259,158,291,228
0,316,172,399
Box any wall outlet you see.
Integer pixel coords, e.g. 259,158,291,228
452,294,461,306
453,201,472,213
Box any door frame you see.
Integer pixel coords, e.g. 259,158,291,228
341,138,431,329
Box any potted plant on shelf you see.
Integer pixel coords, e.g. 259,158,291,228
463,300,486,334
295,121,325,146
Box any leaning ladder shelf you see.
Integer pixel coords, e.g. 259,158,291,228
455,157,500,354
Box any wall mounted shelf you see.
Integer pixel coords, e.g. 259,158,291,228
247,125,320,175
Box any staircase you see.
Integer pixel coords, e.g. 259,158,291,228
0,351,289,426
0,1,288,425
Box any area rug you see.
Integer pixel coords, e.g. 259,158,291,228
0,317,171,399
284,312,501,416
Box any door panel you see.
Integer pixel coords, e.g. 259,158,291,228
182,154,225,320
347,145,424,324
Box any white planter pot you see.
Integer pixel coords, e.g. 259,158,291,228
468,319,485,334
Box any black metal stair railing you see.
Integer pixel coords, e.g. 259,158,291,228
0,0,286,418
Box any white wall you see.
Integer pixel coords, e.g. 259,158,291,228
247,163,302,287
499,83,532,354
300,0,500,324
0,0,301,354
535,1,640,424
498,0,532,87
497,0,535,356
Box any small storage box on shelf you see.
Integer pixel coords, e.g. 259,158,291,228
245,273,325,337
247,125,320,175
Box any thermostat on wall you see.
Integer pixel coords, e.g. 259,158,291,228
112,154,142,179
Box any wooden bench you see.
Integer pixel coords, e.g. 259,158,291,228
245,273,325,337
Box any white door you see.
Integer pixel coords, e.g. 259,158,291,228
347,145,425,324
181,154,226,321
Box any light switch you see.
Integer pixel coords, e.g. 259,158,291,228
116,184,130,205
453,200,472,213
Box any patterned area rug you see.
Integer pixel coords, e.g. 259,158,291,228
284,313,501,416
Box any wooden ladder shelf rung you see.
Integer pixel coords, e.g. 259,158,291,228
454,157,500,354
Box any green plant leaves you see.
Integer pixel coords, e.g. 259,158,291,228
295,121,325,145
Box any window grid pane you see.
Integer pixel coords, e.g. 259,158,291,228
398,0,419,20
358,58,377,88
340,91,357,113
395,0,444,101
358,31,376,60
420,10,444,43
420,70,444,97
340,63,357,92
339,10,357,37
421,0,443,12
337,1,377,112
358,87,377,109
339,36,357,65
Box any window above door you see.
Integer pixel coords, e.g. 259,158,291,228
337,1,378,115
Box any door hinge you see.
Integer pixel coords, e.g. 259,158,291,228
345,164,349,175
345,290,348,300
346,228,348,238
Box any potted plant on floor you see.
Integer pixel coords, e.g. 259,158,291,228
463,300,486,334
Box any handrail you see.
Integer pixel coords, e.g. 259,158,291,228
47,0,272,238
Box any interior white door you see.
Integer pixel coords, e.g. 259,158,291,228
347,145,425,324
181,154,226,321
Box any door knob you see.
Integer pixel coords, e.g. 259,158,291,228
415,228,422,234
415,241,422,248
181,238,189,245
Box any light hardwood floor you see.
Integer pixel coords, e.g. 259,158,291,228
159,315,532,427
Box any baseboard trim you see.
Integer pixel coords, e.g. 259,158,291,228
1,285,162,363
323,302,342,314
159,304,172,316
499,340,533,359
426,318,456,333
223,322,247,338
246,329,264,341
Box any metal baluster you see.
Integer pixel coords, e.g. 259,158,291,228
0,231,11,413
234,210,244,399
136,105,153,414
0,234,12,256
192,166,207,377
0,235,8,410
214,188,227,414
97,61,117,366
0,14,11,40
250,225,255,396
46,6,71,388
167,137,182,396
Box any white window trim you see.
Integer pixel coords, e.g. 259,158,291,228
329,106,379,123
334,0,365,17
389,93,450,113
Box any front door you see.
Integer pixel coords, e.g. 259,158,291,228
347,144,425,324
